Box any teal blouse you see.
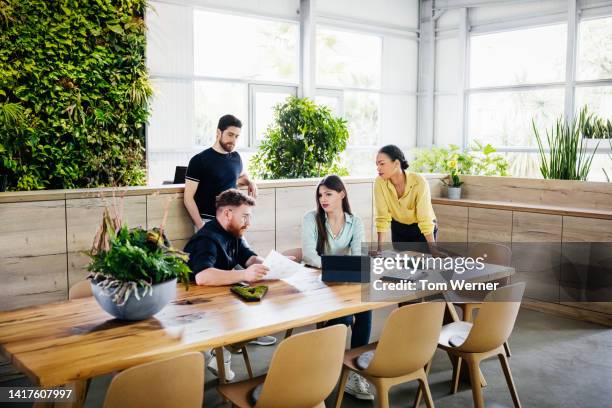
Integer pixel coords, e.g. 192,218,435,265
301,210,365,268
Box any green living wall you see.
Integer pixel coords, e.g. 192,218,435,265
0,0,151,190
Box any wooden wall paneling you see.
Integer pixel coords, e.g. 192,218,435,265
275,186,315,252
433,204,468,243
0,200,67,310
67,195,147,289
461,175,612,211
560,217,612,314
345,183,373,242
245,188,276,256
467,207,512,244
146,192,192,243
511,212,562,303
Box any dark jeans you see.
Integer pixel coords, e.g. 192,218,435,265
325,310,372,348
391,219,438,252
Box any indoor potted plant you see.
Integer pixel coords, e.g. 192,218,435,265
86,199,191,321
444,159,464,199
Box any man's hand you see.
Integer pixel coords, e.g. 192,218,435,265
247,180,258,198
242,263,268,282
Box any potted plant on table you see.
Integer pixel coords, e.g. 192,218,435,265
87,199,191,321
443,159,464,199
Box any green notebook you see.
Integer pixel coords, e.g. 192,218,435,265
231,285,269,302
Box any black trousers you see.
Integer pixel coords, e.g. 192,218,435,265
390,219,438,252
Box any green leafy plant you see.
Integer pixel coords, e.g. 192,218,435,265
0,0,152,191
411,141,509,178
580,105,611,140
249,96,349,179
443,159,463,187
533,109,599,181
87,198,190,306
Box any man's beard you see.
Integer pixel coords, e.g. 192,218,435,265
219,140,235,153
227,223,246,237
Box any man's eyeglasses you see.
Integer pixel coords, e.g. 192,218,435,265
228,209,252,223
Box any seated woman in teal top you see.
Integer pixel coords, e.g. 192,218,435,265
301,175,373,401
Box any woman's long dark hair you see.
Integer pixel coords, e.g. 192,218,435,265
315,175,352,255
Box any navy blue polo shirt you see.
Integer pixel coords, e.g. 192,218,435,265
185,148,243,218
184,219,256,275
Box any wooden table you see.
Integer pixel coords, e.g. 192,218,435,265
0,265,513,407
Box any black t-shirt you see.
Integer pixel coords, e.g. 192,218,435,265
185,148,243,218
184,219,257,275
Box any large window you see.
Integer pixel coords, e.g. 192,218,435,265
315,27,417,175
464,13,612,180
469,24,567,88
146,3,299,184
577,16,612,81
467,23,567,151
146,1,418,182
316,27,382,149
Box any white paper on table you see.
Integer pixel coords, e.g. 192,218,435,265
262,250,305,280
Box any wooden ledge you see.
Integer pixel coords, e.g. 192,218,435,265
432,198,612,220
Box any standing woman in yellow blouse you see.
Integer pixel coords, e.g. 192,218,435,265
374,145,438,252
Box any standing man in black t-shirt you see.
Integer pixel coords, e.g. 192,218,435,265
184,114,258,231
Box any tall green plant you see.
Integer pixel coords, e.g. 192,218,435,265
533,109,599,180
579,105,612,140
249,96,349,179
0,0,152,191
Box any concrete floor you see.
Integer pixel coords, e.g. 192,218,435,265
3,308,611,408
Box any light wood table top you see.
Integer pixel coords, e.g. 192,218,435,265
0,265,513,388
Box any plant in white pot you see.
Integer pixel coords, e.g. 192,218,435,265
443,159,463,199
86,200,191,321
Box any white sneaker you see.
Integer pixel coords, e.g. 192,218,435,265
248,335,277,346
345,372,374,400
207,348,235,381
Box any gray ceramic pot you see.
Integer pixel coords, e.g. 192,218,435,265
91,278,177,321
447,186,462,200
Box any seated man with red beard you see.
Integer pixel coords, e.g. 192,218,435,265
184,188,269,380
185,188,268,286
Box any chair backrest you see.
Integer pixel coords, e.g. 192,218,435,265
255,324,347,408
365,302,445,378
69,280,93,300
458,282,526,353
281,247,303,263
103,352,204,408
468,243,512,266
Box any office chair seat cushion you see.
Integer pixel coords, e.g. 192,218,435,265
355,350,375,370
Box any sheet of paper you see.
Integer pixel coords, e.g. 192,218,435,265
262,250,305,280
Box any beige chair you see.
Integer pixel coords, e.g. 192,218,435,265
451,243,513,357
438,282,525,408
218,324,347,408
335,302,446,408
103,352,204,408
69,279,93,300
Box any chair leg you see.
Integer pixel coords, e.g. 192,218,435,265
504,341,512,357
417,372,435,408
284,328,293,339
451,356,462,394
373,381,390,408
214,347,227,385
498,353,521,408
467,359,485,408
241,346,254,379
412,362,431,408
335,369,349,408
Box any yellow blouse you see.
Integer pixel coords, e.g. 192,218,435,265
374,171,437,235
